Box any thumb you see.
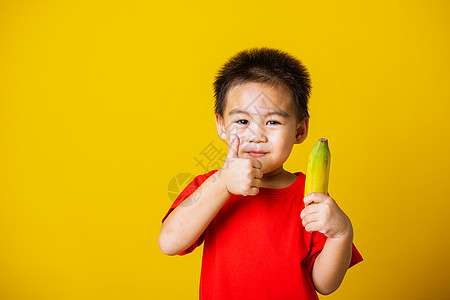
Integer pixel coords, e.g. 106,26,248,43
304,192,327,206
227,134,240,158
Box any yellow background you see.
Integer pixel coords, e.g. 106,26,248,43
1,0,450,299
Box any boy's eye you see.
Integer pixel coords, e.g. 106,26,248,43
237,120,249,125
267,120,281,125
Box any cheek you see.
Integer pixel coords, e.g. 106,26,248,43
225,122,246,135
270,133,294,155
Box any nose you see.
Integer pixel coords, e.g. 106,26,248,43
248,123,268,143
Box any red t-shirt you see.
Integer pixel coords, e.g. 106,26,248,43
162,170,363,300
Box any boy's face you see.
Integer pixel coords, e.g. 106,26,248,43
215,81,309,174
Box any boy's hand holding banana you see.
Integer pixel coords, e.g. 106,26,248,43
301,139,353,239
217,134,263,196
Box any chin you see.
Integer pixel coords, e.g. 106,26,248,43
261,165,279,175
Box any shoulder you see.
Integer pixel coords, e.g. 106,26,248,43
294,171,306,186
289,171,306,189
193,169,218,185
162,170,218,223
178,169,218,196
293,171,305,178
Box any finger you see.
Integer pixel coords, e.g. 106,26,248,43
304,192,327,206
246,187,259,196
253,168,263,179
252,178,262,188
300,205,321,219
227,134,240,159
303,221,321,233
251,158,262,169
301,212,319,226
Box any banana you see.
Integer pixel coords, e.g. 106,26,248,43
304,138,331,200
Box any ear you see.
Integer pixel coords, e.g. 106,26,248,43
295,117,309,144
215,114,227,141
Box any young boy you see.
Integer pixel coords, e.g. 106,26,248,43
159,47,363,299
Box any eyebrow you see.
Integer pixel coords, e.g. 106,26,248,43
228,108,290,118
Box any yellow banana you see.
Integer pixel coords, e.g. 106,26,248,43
304,138,331,200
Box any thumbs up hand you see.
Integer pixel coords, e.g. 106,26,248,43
218,134,263,196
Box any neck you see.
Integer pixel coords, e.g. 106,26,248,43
260,166,298,189
263,167,286,179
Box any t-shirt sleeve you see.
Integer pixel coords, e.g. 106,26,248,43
304,231,364,276
161,170,218,256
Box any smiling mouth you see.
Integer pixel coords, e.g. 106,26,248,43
246,152,268,158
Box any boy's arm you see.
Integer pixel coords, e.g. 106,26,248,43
159,171,231,256
159,134,262,256
300,192,354,295
310,227,353,295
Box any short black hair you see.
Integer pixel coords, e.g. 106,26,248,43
213,47,312,122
